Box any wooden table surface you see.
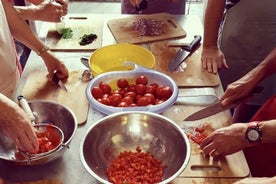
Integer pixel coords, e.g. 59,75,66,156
0,12,250,184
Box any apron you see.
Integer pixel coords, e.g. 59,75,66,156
0,1,20,99
244,95,276,177
219,0,276,105
121,0,185,14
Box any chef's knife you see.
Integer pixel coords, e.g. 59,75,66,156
53,71,68,91
168,35,202,72
183,86,263,121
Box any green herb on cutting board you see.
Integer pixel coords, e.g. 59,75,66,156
79,33,97,46
59,28,73,39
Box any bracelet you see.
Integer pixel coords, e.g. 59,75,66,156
36,46,50,56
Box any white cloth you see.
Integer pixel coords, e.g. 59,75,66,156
121,0,185,14
0,0,20,99
219,0,276,105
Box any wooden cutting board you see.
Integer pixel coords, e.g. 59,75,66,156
163,106,250,178
107,13,186,44
21,70,89,125
45,14,103,51
149,41,220,87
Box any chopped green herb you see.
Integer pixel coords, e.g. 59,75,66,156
79,33,97,46
59,28,73,39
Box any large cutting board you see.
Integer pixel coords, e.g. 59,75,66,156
45,14,103,51
21,70,89,125
149,41,220,87
107,13,186,44
163,106,250,178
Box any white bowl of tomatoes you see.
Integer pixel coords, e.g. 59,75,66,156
86,62,178,115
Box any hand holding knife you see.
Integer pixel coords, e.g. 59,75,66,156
53,70,68,91
183,86,263,121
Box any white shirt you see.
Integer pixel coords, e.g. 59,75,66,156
0,0,20,99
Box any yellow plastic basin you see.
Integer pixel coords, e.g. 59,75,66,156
89,43,155,76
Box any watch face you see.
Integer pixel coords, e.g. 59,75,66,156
247,129,259,141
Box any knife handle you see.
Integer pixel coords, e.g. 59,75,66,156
181,35,202,52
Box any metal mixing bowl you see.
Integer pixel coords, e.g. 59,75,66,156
80,111,191,184
0,100,77,165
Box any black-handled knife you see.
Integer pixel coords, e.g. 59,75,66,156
168,35,202,72
53,71,68,92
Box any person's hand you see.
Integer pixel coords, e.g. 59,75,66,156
40,51,69,81
201,46,228,74
234,176,276,184
35,0,68,22
221,79,257,107
200,123,248,157
0,94,39,153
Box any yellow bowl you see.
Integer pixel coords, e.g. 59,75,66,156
89,43,155,76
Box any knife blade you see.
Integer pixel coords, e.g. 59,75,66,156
53,72,68,91
168,35,202,72
183,86,263,121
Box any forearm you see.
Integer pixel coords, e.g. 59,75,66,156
14,5,40,21
258,120,276,144
239,48,276,86
203,0,225,48
2,0,46,54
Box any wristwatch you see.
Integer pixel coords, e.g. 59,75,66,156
245,121,262,143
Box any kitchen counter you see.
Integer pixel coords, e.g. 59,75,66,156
0,13,249,184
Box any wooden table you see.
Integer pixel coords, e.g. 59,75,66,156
0,13,250,184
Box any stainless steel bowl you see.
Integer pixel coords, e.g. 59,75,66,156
0,100,77,165
80,111,191,184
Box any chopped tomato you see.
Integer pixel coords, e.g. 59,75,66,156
106,146,164,184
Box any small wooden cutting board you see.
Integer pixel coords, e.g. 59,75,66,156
149,41,220,87
21,70,89,125
45,14,103,51
107,13,186,44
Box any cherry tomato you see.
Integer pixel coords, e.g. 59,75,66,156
91,87,103,99
99,82,111,94
136,75,148,85
144,93,155,105
117,78,129,88
156,86,173,99
99,97,111,106
145,85,156,95
127,84,136,92
136,84,146,95
108,94,123,107
118,101,128,107
137,97,151,106
150,83,158,89
124,91,136,99
121,96,134,105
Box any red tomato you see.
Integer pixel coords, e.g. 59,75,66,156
144,93,155,105
156,86,173,99
118,101,128,107
100,97,111,106
99,82,111,94
155,99,165,105
136,75,148,85
145,85,156,95
91,87,103,99
121,96,134,105
117,78,129,88
150,83,158,89
127,84,136,92
124,91,136,99
136,84,146,95
108,94,123,107
137,97,151,106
